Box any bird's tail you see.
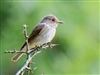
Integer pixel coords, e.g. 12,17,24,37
11,53,23,62
11,43,35,62
11,46,26,62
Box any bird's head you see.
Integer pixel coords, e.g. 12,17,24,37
41,15,63,28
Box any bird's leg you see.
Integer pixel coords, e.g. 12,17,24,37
47,42,52,48
35,45,41,51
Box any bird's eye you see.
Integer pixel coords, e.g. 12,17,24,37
52,18,55,22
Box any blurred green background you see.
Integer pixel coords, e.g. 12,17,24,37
0,0,100,75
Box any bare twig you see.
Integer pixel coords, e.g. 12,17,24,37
16,43,57,75
5,50,26,53
23,24,29,53
19,24,30,75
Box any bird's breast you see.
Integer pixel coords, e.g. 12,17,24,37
34,25,56,45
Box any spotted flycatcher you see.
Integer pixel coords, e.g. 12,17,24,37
12,15,63,62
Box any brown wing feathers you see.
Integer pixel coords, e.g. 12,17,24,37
20,24,45,50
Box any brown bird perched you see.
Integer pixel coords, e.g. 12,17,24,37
12,15,63,62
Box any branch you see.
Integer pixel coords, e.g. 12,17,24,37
16,43,57,75
23,24,29,53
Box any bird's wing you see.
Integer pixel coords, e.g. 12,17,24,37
20,23,45,50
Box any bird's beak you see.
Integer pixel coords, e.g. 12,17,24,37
57,21,63,24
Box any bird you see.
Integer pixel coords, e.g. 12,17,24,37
11,15,63,62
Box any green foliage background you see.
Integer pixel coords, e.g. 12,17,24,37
0,0,99,75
